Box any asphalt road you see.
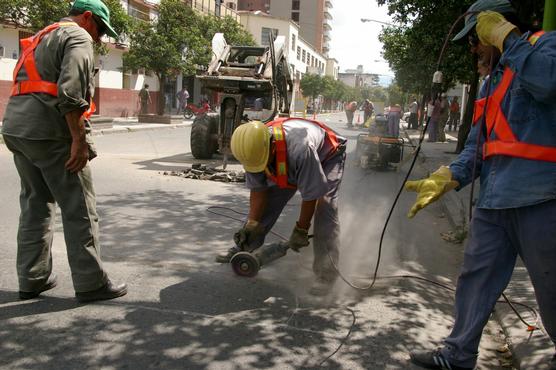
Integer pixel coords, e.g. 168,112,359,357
0,113,512,369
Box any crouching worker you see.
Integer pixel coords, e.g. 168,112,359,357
215,118,347,295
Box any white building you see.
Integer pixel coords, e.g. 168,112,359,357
239,11,328,81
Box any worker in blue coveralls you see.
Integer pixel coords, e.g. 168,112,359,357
215,118,347,296
404,1,556,369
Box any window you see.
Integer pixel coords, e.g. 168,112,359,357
297,46,301,60
291,34,296,51
302,49,306,63
261,27,278,46
292,0,300,10
291,12,299,22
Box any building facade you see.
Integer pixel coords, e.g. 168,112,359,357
237,0,270,13
338,65,379,88
268,0,332,56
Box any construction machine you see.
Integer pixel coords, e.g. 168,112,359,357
190,33,294,167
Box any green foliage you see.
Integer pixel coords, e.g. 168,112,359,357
0,0,130,37
300,73,326,100
377,0,476,95
200,15,256,47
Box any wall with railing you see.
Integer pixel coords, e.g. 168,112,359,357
189,0,240,21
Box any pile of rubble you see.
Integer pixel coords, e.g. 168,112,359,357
162,163,245,183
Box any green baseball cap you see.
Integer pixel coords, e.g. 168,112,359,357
452,0,515,41
71,0,118,38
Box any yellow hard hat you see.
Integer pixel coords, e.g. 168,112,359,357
231,121,270,173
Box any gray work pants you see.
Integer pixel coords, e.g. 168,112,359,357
251,152,346,280
3,135,107,293
441,200,556,368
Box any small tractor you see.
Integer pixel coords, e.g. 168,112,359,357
190,33,294,167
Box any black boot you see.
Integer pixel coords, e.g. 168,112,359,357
215,246,240,263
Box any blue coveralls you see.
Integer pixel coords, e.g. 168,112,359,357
245,119,347,280
440,31,556,368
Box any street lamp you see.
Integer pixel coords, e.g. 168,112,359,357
360,18,396,27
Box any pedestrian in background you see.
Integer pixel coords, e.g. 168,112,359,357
1,0,127,302
176,86,189,114
387,104,401,137
427,96,439,142
408,97,419,129
138,84,151,114
406,0,556,369
447,96,460,131
437,93,449,142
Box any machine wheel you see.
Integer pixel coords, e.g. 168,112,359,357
231,252,260,277
183,108,194,119
191,114,216,159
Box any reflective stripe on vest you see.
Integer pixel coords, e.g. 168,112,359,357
11,22,77,97
10,22,96,118
264,117,341,189
472,31,556,163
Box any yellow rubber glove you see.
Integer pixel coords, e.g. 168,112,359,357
476,11,518,52
404,166,460,218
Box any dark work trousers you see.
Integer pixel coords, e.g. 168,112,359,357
3,135,108,293
441,200,556,368
345,110,354,125
250,152,346,281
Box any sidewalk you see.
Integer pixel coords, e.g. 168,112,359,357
403,125,554,370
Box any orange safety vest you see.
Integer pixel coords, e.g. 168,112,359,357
473,30,556,163
265,117,341,189
11,22,96,119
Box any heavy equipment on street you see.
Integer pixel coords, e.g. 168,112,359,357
190,33,294,166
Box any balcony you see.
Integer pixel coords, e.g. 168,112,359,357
325,0,333,9
323,33,331,42
189,0,240,21
323,21,332,31
324,10,333,20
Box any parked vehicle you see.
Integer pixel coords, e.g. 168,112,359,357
183,101,212,119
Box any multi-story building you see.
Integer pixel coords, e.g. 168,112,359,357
268,0,333,56
237,0,270,13
339,65,379,88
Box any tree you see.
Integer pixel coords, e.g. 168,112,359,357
300,73,326,107
123,0,207,115
0,0,130,40
200,15,256,47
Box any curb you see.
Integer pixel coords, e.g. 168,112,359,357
90,122,192,137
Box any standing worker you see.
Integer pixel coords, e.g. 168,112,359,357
176,86,189,115
344,100,357,128
138,84,152,114
447,96,460,131
405,0,556,369
1,0,127,302
408,97,419,129
215,118,347,296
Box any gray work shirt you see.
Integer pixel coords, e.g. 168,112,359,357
245,119,347,201
1,19,95,140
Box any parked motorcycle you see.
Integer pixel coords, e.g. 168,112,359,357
183,102,211,119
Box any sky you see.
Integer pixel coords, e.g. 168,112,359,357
328,0,395,84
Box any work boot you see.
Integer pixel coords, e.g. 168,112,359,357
309,277,336,296
215,246,240,263
410,349,473,370
75,280,127,303
19,274,58,300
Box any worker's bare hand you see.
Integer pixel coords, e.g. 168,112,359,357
65,138,89,173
